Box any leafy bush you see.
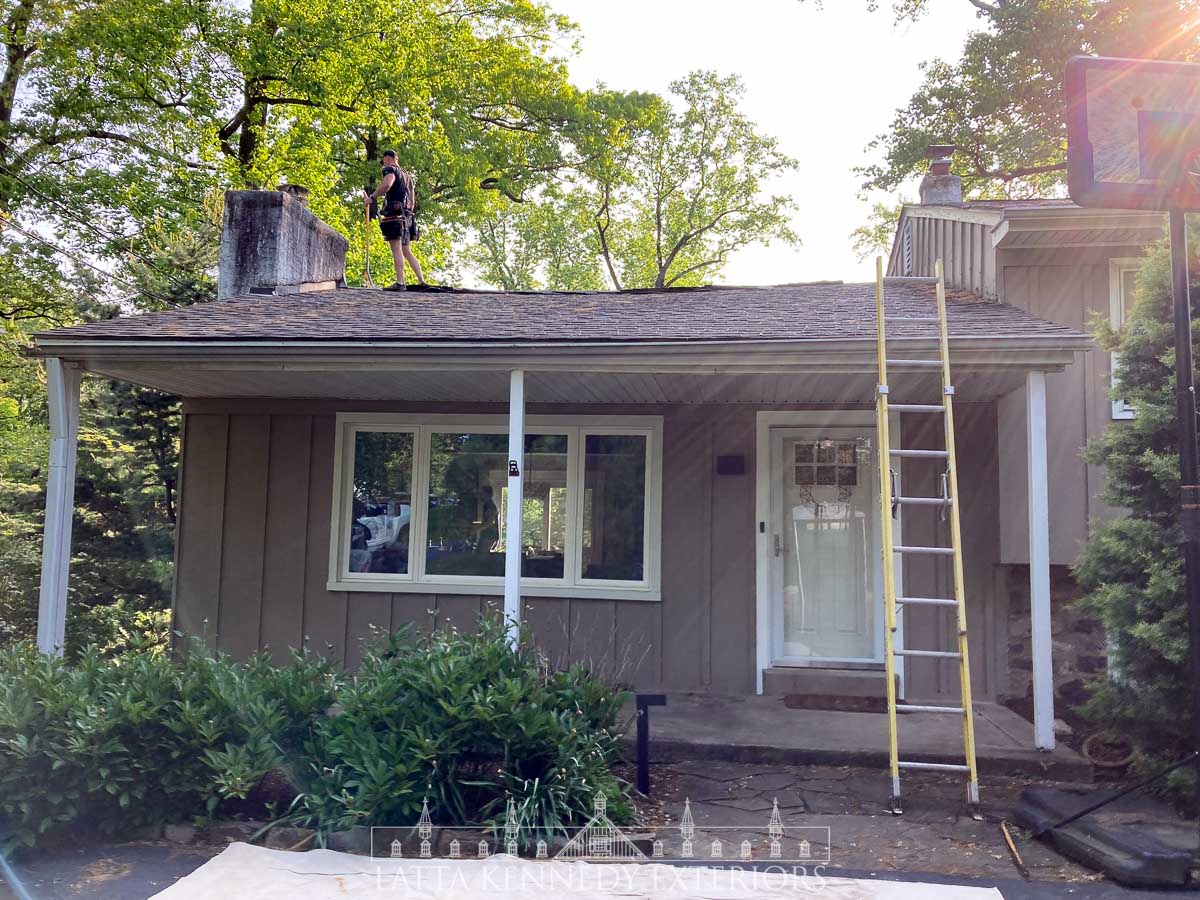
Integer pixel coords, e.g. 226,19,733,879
0,620,629,852
284,619,629,846
0,638,336,852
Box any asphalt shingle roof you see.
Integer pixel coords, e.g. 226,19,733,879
35,282,1087,345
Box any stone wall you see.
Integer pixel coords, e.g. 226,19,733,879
1002,564,1107,712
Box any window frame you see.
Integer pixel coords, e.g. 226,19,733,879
328,412,663,601
1109,258,1142,420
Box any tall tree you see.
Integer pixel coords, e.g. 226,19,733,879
604,72,799,289
0,0,218,229
802,1,1200,197
466,72,800,291
0,0,597,283
465,186,605,291
1075,227,1199,768
850,200,905,262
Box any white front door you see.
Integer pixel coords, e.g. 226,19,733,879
768,427,888,665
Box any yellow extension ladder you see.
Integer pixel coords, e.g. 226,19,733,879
874,257,980,816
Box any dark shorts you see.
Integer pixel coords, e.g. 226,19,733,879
380,213,410,245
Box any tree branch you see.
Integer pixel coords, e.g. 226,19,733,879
964,0,1001,15
971,161,1066,182
594,180,622,291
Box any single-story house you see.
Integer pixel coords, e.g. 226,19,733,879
32,166,1124,754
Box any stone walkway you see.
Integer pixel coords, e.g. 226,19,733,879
632,758,1104,884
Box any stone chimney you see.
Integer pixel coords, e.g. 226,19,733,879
918,144,963,205
218,189,348,300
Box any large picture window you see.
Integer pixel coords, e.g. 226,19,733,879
329,415,661,599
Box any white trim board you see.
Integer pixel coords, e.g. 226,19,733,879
1108,257,1142,420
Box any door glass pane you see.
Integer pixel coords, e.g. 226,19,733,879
581,434,647,582
782,437,875,659
349,431,414,574
426,433,567,578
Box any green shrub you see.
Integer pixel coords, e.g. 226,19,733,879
285,619,629,846
0,620,629,852
1076,223,1200,781
0,638,335,851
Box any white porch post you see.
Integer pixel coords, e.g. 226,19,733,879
503,369,525,645
1026,370,1055,750
37,358,81,655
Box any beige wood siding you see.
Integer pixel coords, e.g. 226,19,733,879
898,403,1004,702
175,404,755,693
893,214,997,297
995,246,1141,565
174,400,1001,699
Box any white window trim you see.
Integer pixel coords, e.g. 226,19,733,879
327,412,663,601
1109,258,1141,420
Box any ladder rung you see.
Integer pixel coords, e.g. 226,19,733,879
893,648,962,659
893,545,954,555
898,761,971,773
884,317,940,324
895,496,951,506
888,403,944,413
883,276,938,285
898,704,964,714
896,596,958,608
886,358,943,367
889,449,948,458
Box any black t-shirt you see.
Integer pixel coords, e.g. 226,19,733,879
382,165,412,212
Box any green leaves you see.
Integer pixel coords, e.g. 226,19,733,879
1075,221,1200,763
272,619,629,845
0,637,338,851
0,623,627,852
465,71,798,291
847,1,1200,197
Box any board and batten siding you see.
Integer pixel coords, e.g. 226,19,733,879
173,399,1004,700
899,403,1006,702
994,246,1142,566
173,402,758,693
898,212,1136,568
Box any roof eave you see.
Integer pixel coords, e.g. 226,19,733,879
29,333,1093,368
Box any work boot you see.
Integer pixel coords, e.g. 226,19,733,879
383,281,406,292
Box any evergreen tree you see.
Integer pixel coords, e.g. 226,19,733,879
1075,222,1200,763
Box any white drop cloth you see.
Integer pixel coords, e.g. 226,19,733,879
150,842,1003,899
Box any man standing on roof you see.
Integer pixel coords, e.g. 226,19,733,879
364,150,425,292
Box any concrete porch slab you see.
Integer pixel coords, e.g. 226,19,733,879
625,693,1090,781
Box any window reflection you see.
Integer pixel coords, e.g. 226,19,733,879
581,434,647,582
426,433,568,578
349,431,414,574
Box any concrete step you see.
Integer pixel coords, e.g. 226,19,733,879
762,666,894,698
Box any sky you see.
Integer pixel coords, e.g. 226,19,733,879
549,0,981,285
